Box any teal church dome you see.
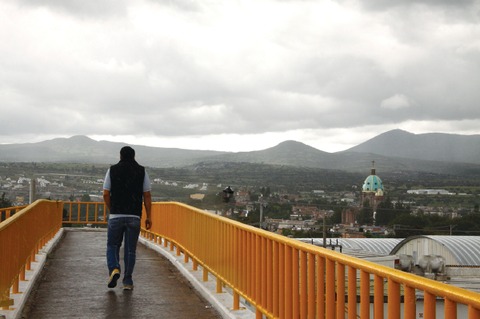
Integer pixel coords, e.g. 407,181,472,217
362,164,384,195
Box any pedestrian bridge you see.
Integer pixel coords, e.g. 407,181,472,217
1,200,480,319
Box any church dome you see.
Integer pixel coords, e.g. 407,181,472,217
362,166,384,194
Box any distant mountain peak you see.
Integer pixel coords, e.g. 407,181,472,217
348,129,480,164
272,140,325,152
384,129,413,135
68,135,96,143
275,140,311,148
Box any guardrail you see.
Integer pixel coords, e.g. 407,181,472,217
2,201,480,318
142,202,480,319
0,205,27,223
62,201,107,225
0,200,62,308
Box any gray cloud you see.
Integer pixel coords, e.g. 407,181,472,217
1,0,480,151
14,0,127,18
353,0,478,12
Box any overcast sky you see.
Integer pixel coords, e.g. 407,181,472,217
1,0,480,152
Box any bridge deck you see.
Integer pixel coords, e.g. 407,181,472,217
20,229,222,319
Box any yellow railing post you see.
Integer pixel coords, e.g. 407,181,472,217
374,274,384,319
387,279,400,319
404,285,416,319
285,245,293,319
300,250,307,319
424,291,436,319
336,263,346,319
216,277,223,293
326,258,335,319
307,252,315,319
267,238,273,314
292,248,299,319
273,241,280,318
256,234,262,306
316,255,325,319
444,298,457,319
233,291,240,310
347,266,357,319
468,305,480,319
279,242,285,319
12,277,19,294
360,270,370,319
261,237,267,312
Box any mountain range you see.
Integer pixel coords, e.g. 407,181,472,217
1,129,480,175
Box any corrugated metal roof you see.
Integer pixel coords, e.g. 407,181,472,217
340,238,402,255
299,236,480,265
391,236,480,266
297,238,403,256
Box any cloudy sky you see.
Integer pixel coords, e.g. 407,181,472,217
1,0,480,152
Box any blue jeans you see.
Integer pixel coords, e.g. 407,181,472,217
106,217,141,285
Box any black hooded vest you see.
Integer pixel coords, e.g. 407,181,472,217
109,159,146,217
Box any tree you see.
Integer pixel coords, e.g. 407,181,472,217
375,197,395,225
260,186,271,197
452,213,480,235
357,205,373,225
390,214,428,237
374,197,413,227
328,209,342,225
264,203,291,220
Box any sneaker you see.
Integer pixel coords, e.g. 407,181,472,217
123,284,134,291
108,269,120,288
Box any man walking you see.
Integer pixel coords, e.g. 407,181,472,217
103,146,152,290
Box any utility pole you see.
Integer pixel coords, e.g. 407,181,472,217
449,225,456,236
29,177,36,204
259,194,265,229
323,213,326,248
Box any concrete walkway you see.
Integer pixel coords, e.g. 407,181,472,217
19,229,222,319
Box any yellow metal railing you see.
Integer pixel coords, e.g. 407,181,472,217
142,202,480,319
62,201,107,225
0,205,27,223
2,200,480,318
0,200,62,308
